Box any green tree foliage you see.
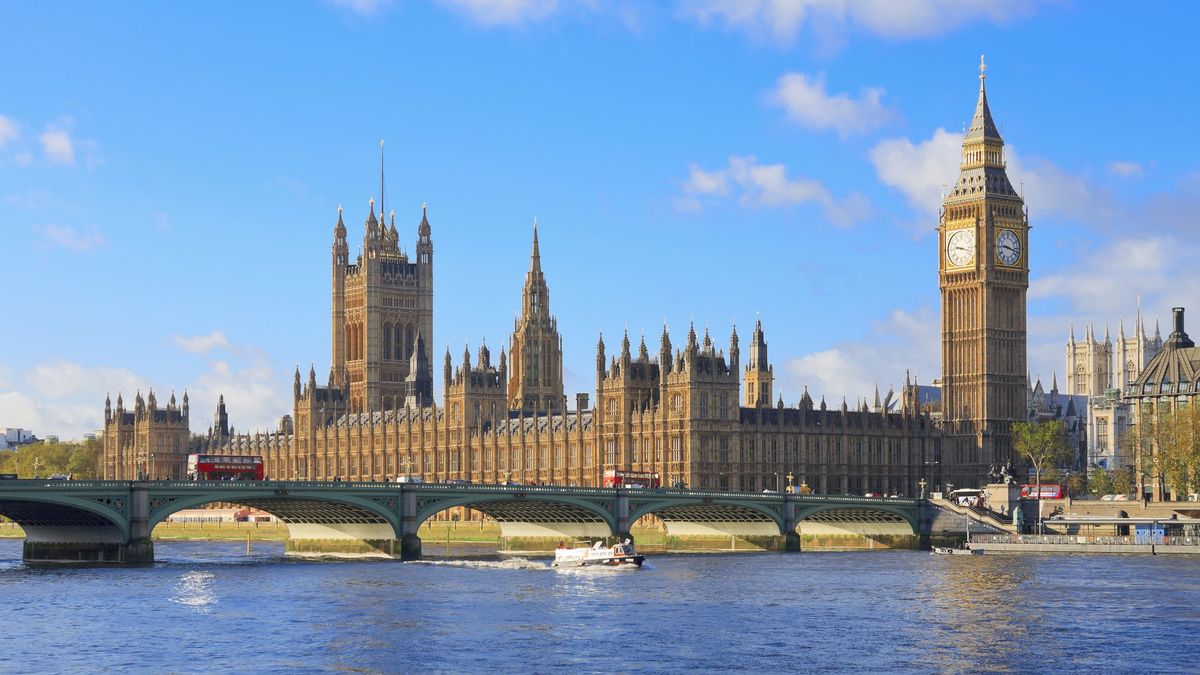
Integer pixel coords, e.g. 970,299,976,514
1013,420,1071,531
1064,472,1087,497
1156,404,1200,499
1088,466,1115,497
1112,468,1135,496
0,440,101,479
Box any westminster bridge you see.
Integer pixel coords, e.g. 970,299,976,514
0,480,953,563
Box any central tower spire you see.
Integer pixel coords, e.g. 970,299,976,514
508,217,564,413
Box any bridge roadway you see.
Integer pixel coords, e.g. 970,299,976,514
0,480,923,562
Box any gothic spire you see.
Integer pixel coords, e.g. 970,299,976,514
966,54,1001,143
530,217,541,273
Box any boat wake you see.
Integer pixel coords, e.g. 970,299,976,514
407,558,550,571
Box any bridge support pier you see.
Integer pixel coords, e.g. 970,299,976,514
23,533,153,563
782,494,801,552
396,488,421,560
614,489,633,543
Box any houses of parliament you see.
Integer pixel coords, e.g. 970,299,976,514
103,59,1028,495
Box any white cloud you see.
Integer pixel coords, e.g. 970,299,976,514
767,72,891,138
0,115,17,147
174,331,233,355
680,155,871,226
0,334,293,440
439,0,563,26
870,127,1117,227
1109,161,1143,177
39,128,74,165
0,360,147,440
27,360,144,401
1032,237,1200,317
188,349,290,437
678,0,1038,46
783,306,940,404
869,127,961,220
327,0,393,15
41,224,104,252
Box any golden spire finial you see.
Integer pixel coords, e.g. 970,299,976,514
979,54,987,84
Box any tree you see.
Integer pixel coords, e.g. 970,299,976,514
1122,410,1159,500
1013,420,1071,533
1089,466,1115,497
1157,404,1200,499
1112,467,1135,496
1064,472,1087,497
0,441,101,479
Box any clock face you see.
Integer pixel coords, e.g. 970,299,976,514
997,229,1021,266
946,229,975,267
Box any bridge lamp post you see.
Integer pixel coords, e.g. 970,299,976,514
919,478,927,499
133,452,147,481
772,472,781,493
31,456,43,479
786,472,795,493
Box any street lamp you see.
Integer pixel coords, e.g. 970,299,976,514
918,478,927,499
772,472,781,493
786,472,795,492
31,456,43,479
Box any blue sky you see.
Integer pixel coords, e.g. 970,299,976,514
3,0,1199,439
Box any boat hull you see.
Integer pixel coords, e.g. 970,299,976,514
552,555,645,569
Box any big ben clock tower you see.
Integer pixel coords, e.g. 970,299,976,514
939,57,1029,488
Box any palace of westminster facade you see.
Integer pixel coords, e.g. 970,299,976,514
103,61,1033,495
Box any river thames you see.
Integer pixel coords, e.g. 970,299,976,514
1,539,1197,673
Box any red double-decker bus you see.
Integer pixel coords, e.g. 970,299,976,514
187,454,264,481
1021,484,1065,499
602,469,660,489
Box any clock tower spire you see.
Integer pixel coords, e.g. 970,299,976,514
938,56,1029,488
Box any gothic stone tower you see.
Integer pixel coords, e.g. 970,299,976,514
1066,324,1113,397
743,319,773,407
507,220,565,413
939,57,1029,487
1115,309,1164,392
332,198,434,413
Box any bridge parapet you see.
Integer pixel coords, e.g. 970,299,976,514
0,481,927,561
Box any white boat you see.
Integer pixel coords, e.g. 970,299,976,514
931,545,982,556
552,539,645,569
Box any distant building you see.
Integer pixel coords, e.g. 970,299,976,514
1124,307,1199,501
1066,307,1164,472
2,428,37,450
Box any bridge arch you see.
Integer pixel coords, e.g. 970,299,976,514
628,498,785,537
795,503,919,534
0,493,131,541
146,487,403,552
414,492,616,540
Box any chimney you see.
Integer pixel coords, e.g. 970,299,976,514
1166,306,1195,348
